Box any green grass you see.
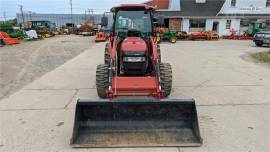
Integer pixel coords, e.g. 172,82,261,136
251,51,270,64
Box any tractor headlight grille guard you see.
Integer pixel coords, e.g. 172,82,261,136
255,34,264,38
123,57,146,62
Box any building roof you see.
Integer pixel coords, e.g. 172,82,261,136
144,0,169,9
154,11,181,18
218,13,270,19
179,0,225,17
154,0,226,18
144,0,180,11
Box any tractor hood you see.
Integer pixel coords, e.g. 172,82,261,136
121,37,147,52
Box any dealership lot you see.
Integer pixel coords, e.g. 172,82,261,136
0,37,269,152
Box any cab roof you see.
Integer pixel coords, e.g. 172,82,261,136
111,4,155,12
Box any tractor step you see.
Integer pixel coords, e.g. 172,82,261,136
70,98,202,148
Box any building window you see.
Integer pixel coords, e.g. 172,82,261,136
190,19,206,28
226,20,231,29
266,0,270,7
196,0,206,3
189,19,206,32
231,0,236,7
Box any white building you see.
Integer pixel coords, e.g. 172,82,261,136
153,0,270,35
217,0,270,35
16,13,113,27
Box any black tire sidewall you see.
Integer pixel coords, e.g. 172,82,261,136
96,64,109,98
160,63,172,97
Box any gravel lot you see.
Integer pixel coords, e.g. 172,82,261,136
0,35,94,100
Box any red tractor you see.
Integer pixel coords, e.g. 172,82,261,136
71,4,202,148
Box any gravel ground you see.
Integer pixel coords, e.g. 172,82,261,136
0,35,94,100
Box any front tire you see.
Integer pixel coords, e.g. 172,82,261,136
255,42,263,47
160,63,172,97
96,64,109,98
169,37,177,43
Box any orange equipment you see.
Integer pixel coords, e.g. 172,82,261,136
223,28,253,40
0,32,20,45
205,31,219,40
95,31,108,42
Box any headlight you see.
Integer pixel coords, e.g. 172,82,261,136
123,57,146,62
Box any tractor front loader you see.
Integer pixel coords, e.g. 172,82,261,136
71,4,202,148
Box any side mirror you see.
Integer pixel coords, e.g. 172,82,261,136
157,15,165,26
101,16,108,27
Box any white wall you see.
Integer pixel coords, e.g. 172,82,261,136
219,0,270,14
182,19,190,32
205,19,214,31
179,0,269,35
218,19,241,35
181,18,242,36
168,0,181,11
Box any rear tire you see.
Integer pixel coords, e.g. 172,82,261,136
104,43,110,64
160,63,172,97
96,64,109,98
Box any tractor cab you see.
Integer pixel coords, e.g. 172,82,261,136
102,4,162,76
113,7,153,39
114,9,152,75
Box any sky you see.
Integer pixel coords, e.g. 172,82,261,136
0,0,147,20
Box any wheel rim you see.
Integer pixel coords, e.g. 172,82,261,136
170,38,176,43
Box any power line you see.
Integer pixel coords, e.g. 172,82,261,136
70,0,73,24
3,11,7,21
88,9,95,23
19,5,25,28
84,10,87,21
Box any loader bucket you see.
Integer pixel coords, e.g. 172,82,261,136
70,98,202,148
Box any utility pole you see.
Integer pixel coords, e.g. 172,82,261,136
70,0,73,26
88,9,94,24
3,11,6,22
84,10,87,22
19,5,25,29
29,11,32,21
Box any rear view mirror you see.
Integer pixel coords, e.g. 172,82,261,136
101,16,108,27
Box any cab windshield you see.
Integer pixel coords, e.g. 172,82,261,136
115,10,152,33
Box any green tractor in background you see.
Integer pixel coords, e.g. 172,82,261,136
245,21,270,36
0,21,25,39
162,29,177,43
153,15,177,43
155,27,177,43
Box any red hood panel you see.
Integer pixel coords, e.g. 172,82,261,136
121,37,147,52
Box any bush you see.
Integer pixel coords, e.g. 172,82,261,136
251,52,270,64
